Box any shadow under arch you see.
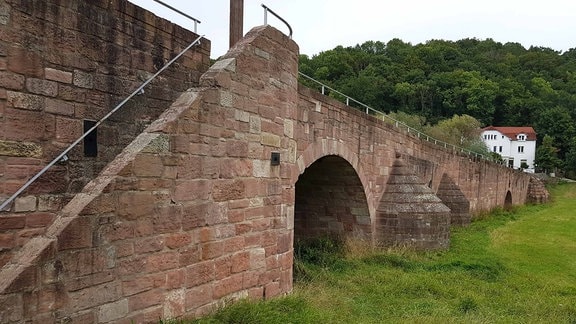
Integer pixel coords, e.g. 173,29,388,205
436,173,471,226
294,155,371,241
504,190,513,209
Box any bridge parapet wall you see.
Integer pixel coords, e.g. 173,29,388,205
296,86,532,218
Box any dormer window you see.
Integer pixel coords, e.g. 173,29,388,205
518,134,526,141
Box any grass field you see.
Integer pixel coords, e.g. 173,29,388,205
176,183,576,323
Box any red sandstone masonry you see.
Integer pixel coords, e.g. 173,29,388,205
0,0,210,266
0,5,545,323
0,24,300,322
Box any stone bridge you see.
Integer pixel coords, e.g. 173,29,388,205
0,0,548,322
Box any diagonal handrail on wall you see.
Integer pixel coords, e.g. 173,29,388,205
298,71,503,164
0,35,205,211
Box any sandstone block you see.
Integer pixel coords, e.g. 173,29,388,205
0,215,25,229
186,261,216,288
14,195,36,212
98,299,128,323
128,289,163,312
146,252,179,272
72,70,94,89
45,98,74,116
55,116,81,142
7,46,43,77
212,180,245,202
212,273,243,299
166,269,185,289
163,289,185,319
121,275,156,297
185,284,213,310
201,240,224,260
57,216,92,250
26,78,58,97
26,213,55,228
45,68,73,83
0,140,42,158
7,91,44,110
0,71,24,90
117,191,155,220
165,233,191,249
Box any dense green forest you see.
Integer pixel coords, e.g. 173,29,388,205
298,38,576,175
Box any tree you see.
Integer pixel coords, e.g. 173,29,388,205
386,111,426,131
298,37,576,173
535,106,576,160
564,138,576,179
424,114,488,155
535,135,562,174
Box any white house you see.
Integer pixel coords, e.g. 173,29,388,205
481,126,537,172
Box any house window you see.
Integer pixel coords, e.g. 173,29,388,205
518,146,524,153
484,135,487,140
518,135,526,141
493,146,497,152
499,146,503,153
502,135,505,139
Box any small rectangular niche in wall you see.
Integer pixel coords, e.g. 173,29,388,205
271,152,280,165
83,120,98,157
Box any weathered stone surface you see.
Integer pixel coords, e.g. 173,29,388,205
45,68,73,84
7,92,44,110
97,298,128,323
375,159,451,250
0,6,543,324
436,173,471,226
526,177,550,204
0,140,42,158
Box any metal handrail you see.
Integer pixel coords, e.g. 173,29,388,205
298,71,503,164
151,0,201,33
0,35,205,211
262,4,292,38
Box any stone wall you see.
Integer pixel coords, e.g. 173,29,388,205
0,25,297,323
295,86,534,222
0,1,547,321
0,0,210,267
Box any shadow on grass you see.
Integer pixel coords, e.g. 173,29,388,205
293,236,354,282
428,258,507,281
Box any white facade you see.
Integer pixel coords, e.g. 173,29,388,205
481,127,536,172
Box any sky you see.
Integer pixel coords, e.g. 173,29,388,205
128,0,576,59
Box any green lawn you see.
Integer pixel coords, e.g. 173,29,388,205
177,183,576,323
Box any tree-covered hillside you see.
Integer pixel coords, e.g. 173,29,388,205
298,39,576,174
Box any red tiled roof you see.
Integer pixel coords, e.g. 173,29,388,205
482,126,537,141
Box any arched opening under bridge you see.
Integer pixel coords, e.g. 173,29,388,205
293,155,371,242
504,190,513,209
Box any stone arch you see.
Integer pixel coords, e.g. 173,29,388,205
294,139,373,211
293,140,372,241
504,190,513,209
